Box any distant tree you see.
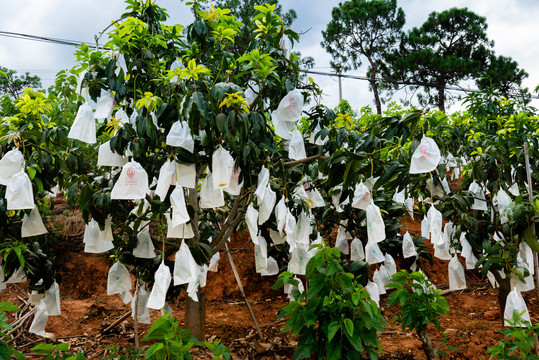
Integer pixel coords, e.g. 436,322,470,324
321,0,405,115
387,8,492,112
476,53,528,98
0,66,41,98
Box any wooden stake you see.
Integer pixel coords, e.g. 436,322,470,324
224,243,264,342
523,142,539,298
133,281,140,349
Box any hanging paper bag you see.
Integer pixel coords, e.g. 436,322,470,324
245,205,259,244
154,160,177,200
255,236,268,273
166,121,194,152
308,124,328,145
68,102,96,143
199,173,225,208
29,300,49,336
147,261,172,310
429,207,443,245
504,287,531,326
365,241,385,264
350,238,365,261
385,254,397,276
28,291,43,305
170,187,190,226
223,167,243,195
212,146,235,189
83,218,114,254
173,241,198,285
166,211,195,239
6,171,34,210
111,161,149,200
259,186,277,225
133,229,155,258
307,188,325,208
118,291,133,304
434,236,452,260
335,227,349,255
366,201,386,244
295,212,312,246
365,282,380,307
448,256,466,290
208,252,220,272
275,198,287,235
402,232,417,258
460,232,478,270
260,257,279,276
98,141,128,167
277,89,303,122
421,215,430,239
107,262,132,295
409,136,441,174
288,129,306,160
174,163,196,189
114,108,129,126
132,285,151,324
21,206,48,238
94,92,115,120
288,245,308,275
285,210,297,249
254,166,270,202
0,148,24,185
43,282,61,316
5,267,26,283
469,181,487,211
379,265,392,287
270,229,286,245
373,270,386,295
404,197,414,219
352,182,371,210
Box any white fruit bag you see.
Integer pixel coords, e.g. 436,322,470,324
469,181,487,211
277,89,303,122
308,124,328,146
275,198,287,235
84,219,114,254
254,236,268,273
296,212,312,246
285,277,304,302
6,171,34,210
272,110,297,140
350,238,364,261
245,204,259,244
68,102,96,144
335,227,349,255
402,232,417,258
352,182,371,210
519,242,534,276
366,202,386,244
288,245,309,275
98,141,128,167
379,265,392,287
421,215,430,239
460,232,478,270
365,241,385,264
270,229,286,245
410,136,441,174
94,92,115,120
154,160,177,200
208,251,220,272
133,229,155,259
261,256,279,276
307,188,325,208
365,282,380,307
28,291,43,305
373,270,386,295
288,129,306,160
404,197,414,219
199,173,225,208
147,261,172,310
212,146,235,189
114,108,129,126
0,148,24,185
111,161,149,200
244,83,259,106
29,300,49,336
173,241,198,285
132,285,151,324
5,267,26,283
118,290,133,304
254,166,270,202
259,186,276,225
504,287,531,326
448,256,466,290
429,207,443,245
175,163,196,189
21,206,48,238
43,282,61,316
166,121,194,153
285,210,297,248
170,187,190,225
167,215,194,239
385,254,397,276
107,261,132,295
223,167,243,195
434,236,452,260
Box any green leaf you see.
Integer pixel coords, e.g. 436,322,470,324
524,226,539,253
327,321,340,342
31,343,54,354
0,340,10,360
343,318,354,338
0,303,20,312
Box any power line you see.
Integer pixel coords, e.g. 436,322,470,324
1,30,535,100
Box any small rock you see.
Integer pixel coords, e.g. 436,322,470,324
484,310,500,320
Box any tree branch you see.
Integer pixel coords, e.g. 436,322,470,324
273,154,328,167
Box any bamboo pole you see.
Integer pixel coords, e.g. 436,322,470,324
523,142,539,297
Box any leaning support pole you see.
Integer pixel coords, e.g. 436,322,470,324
523,142,539,297
225,243,264,342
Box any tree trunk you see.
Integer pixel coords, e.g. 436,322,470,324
417,325,438,360
185,288,206,340
368,58,382,115
494,272,512,326
437,85,445,113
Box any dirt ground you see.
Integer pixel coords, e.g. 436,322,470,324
3,209,539,360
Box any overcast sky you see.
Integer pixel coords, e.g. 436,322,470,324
1,0,538,112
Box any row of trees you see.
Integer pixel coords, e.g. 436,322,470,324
321,0,530,113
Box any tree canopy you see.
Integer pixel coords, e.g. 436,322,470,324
321,0,405,115
0,67,41,98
